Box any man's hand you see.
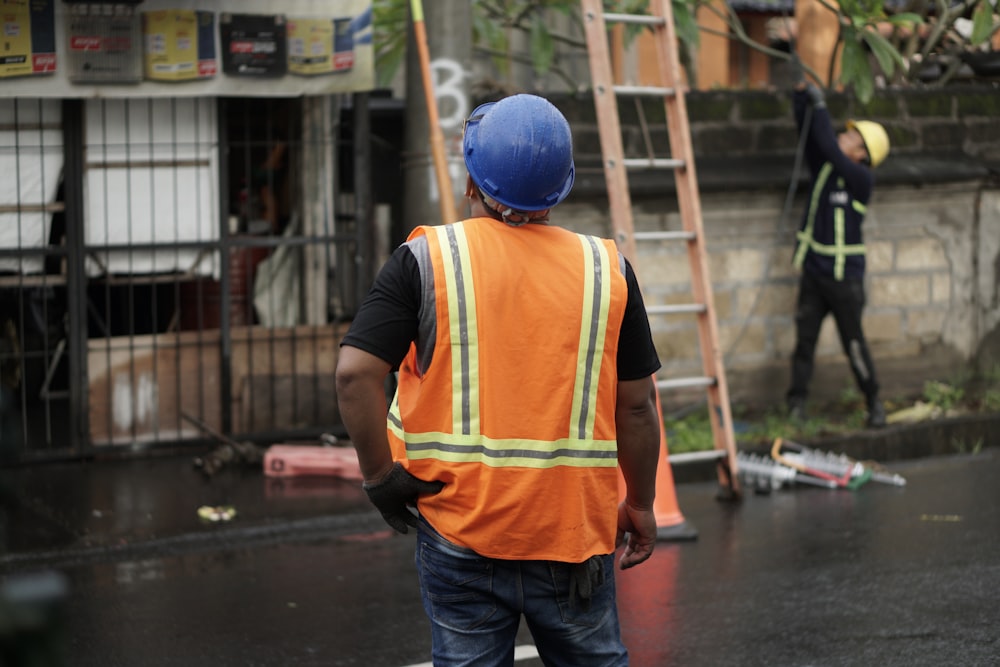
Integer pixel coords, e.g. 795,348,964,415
616,500,657,569
362,462,444,534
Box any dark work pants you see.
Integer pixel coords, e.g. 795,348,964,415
787,271,880,404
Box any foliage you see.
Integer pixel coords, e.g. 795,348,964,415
922,380,965,412
664,411,715,453
950,436,984,454
373,0,1000,103
665,402,862,454
668,363,998,453
372,0,409,87
836,0,915,104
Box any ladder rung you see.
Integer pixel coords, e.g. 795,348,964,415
646,303,706,316
633,231,696,242
622,157,685,170
612,85,675,98
602,12,666,27
657,376,716,391
668,449,728,465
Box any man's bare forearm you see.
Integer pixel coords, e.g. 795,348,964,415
616,377,660,508
335,346,395,483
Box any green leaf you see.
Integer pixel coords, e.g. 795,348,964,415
839,0,862,18
530,15,555,75
372,0,409,85
884,12,924,27
861,28,904,77
853,71,874,105
672,0,701,49
970,0,995,46
471,7,511,75
840,37,875,103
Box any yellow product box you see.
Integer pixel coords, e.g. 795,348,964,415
0,0,57,79
286,17,333,76
142,9,216,82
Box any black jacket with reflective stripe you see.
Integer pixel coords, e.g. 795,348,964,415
793,89,874,281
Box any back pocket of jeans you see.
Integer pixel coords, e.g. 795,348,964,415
419,541,497,631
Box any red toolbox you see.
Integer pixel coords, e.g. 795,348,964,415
263,445,363,480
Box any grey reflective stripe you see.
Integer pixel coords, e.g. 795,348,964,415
405,235,437,375
406,440,619,461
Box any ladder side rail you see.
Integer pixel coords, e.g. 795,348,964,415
648,0,739,484
581,1,638,264
580,1,740,498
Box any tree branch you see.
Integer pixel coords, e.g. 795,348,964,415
699,4,823,85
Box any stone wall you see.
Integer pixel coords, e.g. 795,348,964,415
547,86,1000,409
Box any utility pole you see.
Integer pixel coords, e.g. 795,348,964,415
402,0,471,234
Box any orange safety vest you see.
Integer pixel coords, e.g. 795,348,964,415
387,217,628,562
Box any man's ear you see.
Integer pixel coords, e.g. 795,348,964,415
465,174,476,198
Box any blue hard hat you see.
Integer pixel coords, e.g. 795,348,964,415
463,94,575,212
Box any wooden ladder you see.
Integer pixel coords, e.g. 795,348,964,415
580,0,740,499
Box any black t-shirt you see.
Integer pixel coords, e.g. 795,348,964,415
341,243,661,381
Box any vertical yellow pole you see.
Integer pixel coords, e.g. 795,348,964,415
411,0,458,225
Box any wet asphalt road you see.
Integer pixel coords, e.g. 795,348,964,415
9,451,1000,667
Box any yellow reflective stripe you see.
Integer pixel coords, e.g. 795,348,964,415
834,205,846,280
432,224,481,436
793,163,832,269
389,423,619,469
801,241,866,257
853,200,867,215
388,388,401,424
410,451,619,469
570,236,612,441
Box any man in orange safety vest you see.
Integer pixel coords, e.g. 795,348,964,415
336,94,662,666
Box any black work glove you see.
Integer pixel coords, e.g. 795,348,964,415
362,462,444,534
805,83,826,109
568,555,605,611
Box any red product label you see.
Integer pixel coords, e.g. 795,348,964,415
198,59,217,77
32,53,56,72
229,40,253,54
70,36,102,51
333,52,354,70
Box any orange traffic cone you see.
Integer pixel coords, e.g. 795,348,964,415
618,388,698,541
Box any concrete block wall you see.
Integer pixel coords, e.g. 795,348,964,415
548,86,1000,409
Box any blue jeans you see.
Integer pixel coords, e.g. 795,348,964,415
415,520,628,667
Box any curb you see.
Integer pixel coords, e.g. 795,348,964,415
3,414,996,571
673,412,1000,484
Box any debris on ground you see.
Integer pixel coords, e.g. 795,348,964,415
263,440,362,480
197,505,237,522
737,438,906,493
184,412,266,477
886,400,941,424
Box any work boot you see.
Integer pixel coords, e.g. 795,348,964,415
866,399,886,428
786,397,807,422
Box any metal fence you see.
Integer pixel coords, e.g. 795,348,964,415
1,95,370,464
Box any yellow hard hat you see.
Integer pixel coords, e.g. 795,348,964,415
847,120,890,168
